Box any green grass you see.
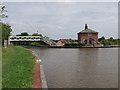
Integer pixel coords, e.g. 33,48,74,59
2,46,35,88
0,47,2,89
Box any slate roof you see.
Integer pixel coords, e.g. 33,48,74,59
78,24,98,34
79,29,98,33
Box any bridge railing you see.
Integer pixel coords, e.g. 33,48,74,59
9,36,56,46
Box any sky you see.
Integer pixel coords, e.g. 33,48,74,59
2,2,118,39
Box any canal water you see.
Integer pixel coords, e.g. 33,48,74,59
30,48,118,88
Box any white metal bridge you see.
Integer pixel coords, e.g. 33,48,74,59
9,36,56,46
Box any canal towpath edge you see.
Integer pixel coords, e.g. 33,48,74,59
26,48,48,88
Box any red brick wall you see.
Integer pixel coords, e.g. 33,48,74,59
78,33,98,44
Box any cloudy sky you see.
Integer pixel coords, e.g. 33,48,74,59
3,2,118,39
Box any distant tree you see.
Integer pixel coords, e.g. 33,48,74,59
98,36,105,42
109,37,114,41
109,37,113,40
16,34,21,36
52,40,59,42
16,32,29,36
32,33,42,36
101,39,110,46
44,36,50,40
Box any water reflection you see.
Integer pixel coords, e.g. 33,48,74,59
30,48,118,88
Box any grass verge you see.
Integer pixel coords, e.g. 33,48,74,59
0,47,2,89
2,46,35,88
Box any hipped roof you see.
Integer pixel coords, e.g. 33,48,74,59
78,24,98,34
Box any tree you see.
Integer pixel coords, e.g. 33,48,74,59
16,32,29,36
109,37,114,42
101,39,110,46
109,37,113,40
98,36,105,42
32,33,42,36
0,4,11,46
0,22,12,45
0,4,8,21
44,36,50,40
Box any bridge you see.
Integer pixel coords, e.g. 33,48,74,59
8,36,56,46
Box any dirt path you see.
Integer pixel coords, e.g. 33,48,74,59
32,51,42,88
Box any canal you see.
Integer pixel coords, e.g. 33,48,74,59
30,48,118,88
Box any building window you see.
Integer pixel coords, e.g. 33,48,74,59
84,40,87,44
89,40,92,44
88,33,92,36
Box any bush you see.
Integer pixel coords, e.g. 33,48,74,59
65,42,85,47
30,42,39,46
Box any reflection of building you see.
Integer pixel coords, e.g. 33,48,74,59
78,24,98,45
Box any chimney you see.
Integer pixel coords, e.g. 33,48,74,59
85,24,88,29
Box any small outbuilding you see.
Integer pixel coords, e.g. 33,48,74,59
56,39,73,46
78,24,98,45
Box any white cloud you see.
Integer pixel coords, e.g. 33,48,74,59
3,0,119,2
58,26,63,29
3,2,118,39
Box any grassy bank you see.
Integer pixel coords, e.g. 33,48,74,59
2,46,35,88
0,47,2,89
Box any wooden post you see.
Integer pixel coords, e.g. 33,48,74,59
4,40,8,48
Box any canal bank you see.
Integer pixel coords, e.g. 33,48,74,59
30,50,48,88
29,50,42,88
24,45,120,49
49,46,120,48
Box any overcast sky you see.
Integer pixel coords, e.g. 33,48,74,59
3,2,118,39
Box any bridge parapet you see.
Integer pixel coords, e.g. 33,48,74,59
9,36,56,46
9,36,42,41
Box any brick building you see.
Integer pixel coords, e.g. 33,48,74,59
78,24,98,45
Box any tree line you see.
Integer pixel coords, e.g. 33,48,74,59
98,36,120,46
16,32,42,36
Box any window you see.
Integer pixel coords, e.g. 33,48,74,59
88,32,92,36
89,40,92,44
84,40,87,44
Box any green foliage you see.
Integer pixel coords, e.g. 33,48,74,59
100,37,120,46
0,47,2,90
52,40,59,42
109,37,113,40
0,22,12,45
2,46,35,88
98,36,120,46
30,42,39,46
65,42,85,47
9,43,14,47
32,33,42,36
44,36,50,39
16,32,29,36
101,39,110,46
98,36,105,42
71,41,78,44
29,42,49,47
